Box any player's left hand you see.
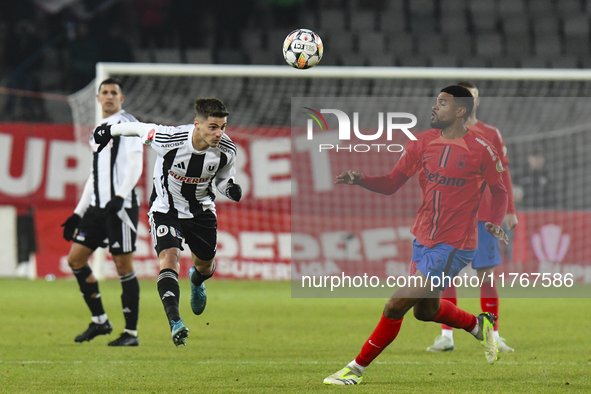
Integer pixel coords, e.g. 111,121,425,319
93,124,112,152
61,213,81,241
225,179,242,201
485,222,509,245
104,196,124,215
504,213,518,230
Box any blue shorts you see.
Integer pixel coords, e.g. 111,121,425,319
412,239,476,291
471,222,502,269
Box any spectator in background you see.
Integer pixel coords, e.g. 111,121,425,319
99,25,134,63
135,0,171,48
266,0,305,29
68,23,99,92
3,19,47,120
213,0,253,49
513,146,556,209
171,0,205,51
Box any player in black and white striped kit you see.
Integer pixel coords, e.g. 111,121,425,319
61,78,143,346
93,98,242,346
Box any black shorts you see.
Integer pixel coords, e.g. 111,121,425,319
74,205,139,255
148,210,217,261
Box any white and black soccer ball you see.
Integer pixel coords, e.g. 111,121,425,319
282,28,323,69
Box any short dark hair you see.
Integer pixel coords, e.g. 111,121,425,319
98,77,123,93
195,98,229,119
440,85,474,120
457,81,477,90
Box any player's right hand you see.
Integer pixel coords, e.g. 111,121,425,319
93,124,112,152
335,170,363,185
61,213,81,241
485,222,509,245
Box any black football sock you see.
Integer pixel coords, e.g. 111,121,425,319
191,261,217,287
157,269,181,323
73,265,106,319
120,271,140,332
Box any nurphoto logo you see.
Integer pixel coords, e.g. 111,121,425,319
303,107,417,153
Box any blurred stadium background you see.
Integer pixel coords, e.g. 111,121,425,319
1,0,590,285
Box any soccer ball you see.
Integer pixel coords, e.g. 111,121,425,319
282,28,323,69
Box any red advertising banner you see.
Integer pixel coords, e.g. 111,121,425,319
4,123,292,279
35,207,291,279
5,123,591,282
35,207,591,282
0,123,85,211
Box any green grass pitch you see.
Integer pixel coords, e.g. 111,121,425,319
1,278,590,393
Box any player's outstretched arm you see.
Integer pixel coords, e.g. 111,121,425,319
336,168,409,195
485,222,509,245
94,122,158,152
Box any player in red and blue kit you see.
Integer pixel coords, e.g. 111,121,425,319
427,82,517,354
324,85,509,386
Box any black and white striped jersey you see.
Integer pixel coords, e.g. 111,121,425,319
138,124,237,218
89,110,143,209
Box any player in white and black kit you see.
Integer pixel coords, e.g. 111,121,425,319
61,78,143,346
93,98,242,346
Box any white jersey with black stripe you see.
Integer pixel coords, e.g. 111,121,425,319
89,110,143,209
141,124,237,218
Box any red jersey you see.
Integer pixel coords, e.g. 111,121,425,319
469,120,516,221
395,129,505,250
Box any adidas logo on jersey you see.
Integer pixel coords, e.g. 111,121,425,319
174,162,186,170
161,291,176,300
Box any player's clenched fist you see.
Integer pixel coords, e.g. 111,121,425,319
93,124,112,152
485,222,509,245
225,179,242,201
335,170,363,185
61,213,81,241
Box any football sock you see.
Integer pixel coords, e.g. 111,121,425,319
432,299,477,333
91,314,108,325
191,261,217,287
442,329,454,340
120,271,140,331
157,269,181,323
440,285,457,331
355,314,403,367
480,283,499,330
493,331,500,341
346,360,366,374
73,265,106,319
124,329,138,337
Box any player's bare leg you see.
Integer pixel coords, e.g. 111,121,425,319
156,247,188,346
325,272,497,386
189,254,216,315
325,272,435,385
68,243,113,342
108,253,140,346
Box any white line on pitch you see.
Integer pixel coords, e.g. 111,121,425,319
0,360,587,366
